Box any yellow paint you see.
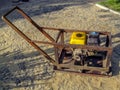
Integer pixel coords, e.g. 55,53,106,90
70,32,86,45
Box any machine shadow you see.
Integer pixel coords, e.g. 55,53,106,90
111,33,120,76
111,44,120,76
0,0,100,28
0,47,55,89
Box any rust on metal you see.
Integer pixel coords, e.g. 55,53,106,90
2,6,113,76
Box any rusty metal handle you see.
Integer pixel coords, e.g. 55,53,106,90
2,6,55,42
2,6,18,17
2,6,58,66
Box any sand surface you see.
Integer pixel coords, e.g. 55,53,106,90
0,0,120,90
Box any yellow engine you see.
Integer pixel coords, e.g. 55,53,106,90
70,32,86,45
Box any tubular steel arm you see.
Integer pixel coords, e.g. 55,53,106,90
2,6,58,66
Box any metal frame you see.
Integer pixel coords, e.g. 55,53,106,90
2,6,113,76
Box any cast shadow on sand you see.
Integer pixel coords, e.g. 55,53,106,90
111,33,120,76
111,44,120,76
0,0,100,28
0,48,54,89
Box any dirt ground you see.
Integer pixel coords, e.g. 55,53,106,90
0,0,120,90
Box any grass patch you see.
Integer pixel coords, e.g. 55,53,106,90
98,0,120,11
